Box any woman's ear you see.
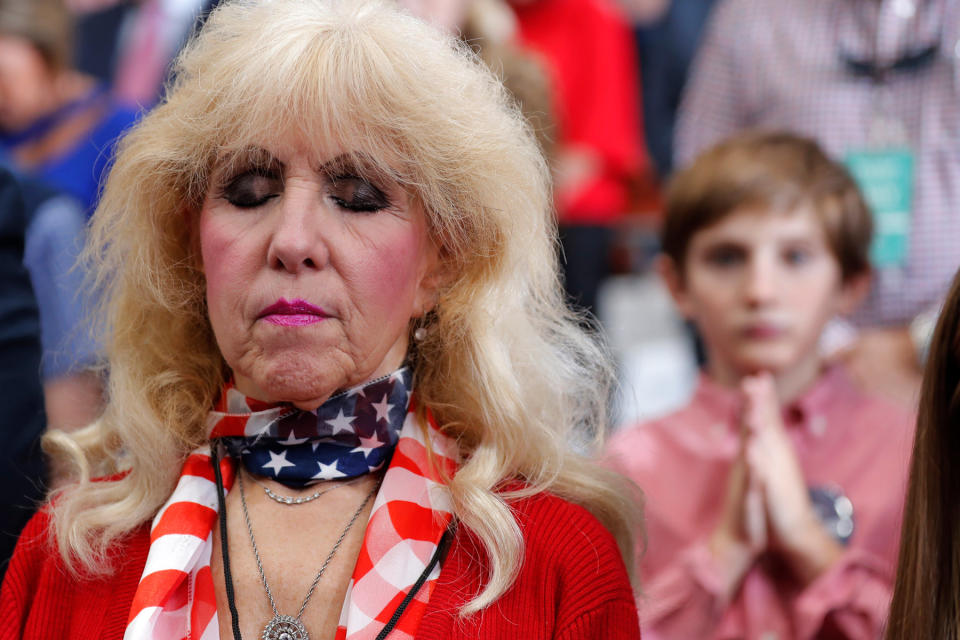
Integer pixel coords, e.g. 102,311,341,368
413,244,453,318
656,254,694,319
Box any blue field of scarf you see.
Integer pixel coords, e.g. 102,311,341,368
208,366,411,487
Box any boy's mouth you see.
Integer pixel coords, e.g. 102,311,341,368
741,322,786,340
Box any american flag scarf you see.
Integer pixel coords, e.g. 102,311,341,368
214,368,413,487
124,371,457,640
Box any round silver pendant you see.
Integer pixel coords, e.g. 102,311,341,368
262,615,309,640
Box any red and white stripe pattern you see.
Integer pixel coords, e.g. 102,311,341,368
124,403,456,640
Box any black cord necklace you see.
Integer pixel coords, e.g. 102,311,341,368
211,441,456,640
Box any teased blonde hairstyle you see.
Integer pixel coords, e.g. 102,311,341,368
46,0,640,611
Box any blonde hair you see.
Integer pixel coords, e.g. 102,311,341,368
46,0,640,612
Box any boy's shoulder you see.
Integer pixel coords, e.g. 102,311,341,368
810,364,916,434
605,366,916,465
608,375,738,449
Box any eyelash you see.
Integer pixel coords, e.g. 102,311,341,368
328,173,392,213
217,169,392,213
219,168,281,209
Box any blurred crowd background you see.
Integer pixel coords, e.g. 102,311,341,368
2,0,959,618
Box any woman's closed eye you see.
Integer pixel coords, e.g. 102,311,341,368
221,169,282,208
328,174,391,212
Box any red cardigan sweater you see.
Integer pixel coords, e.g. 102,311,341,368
0,490,640,639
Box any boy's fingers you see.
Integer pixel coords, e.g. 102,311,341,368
745,440,767,483
744,478,767,547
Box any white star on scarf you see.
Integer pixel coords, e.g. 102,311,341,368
262,450,296,476
326,409,357,434
372,394,393,423
279,431,309,446
312,460,347,479
349,433,383,457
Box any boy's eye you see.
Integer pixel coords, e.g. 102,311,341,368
222,170,282,208
783,246,813,266
329,175,391,212
703,245,744,267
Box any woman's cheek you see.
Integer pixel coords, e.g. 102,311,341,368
369,236,427,303
199,216,251,334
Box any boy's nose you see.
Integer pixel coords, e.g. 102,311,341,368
743,259,777,306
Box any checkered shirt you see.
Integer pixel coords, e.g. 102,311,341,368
676,0,960,326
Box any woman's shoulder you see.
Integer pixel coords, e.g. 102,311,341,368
510,490,617,545
0,503,149,640
508,490,631,585
423,489,640,639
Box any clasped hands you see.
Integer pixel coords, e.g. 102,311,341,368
708,374,843,600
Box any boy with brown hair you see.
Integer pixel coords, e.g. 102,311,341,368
607,132,915,639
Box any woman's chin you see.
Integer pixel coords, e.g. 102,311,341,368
234,364,346,408
264,376,341,408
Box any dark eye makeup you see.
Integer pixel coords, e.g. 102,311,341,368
213,151,396,214
220,167,282,208
328,174,391,212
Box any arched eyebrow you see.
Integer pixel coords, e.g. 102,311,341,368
318,152,398,188
211,148,401,191
213,146,283,180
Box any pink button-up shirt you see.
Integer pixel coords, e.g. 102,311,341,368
606,367,915,640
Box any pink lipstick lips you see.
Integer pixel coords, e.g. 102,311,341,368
259,298,328,326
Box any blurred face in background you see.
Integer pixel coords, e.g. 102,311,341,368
0,35,56,132
663,206,863,386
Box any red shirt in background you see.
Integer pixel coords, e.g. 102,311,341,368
511,0,647,224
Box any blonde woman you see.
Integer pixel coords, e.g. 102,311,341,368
0,1,642,639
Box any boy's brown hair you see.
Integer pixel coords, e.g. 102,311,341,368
662,131,872,282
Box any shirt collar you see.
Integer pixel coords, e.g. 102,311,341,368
692,365,857,436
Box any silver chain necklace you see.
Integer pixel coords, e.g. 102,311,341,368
237,470,379,640
247,473,363,506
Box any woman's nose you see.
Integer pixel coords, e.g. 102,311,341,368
266,185,330,273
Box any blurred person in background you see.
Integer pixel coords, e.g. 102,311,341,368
62,0,212,108
675,0,960,408
627,0,718,179
607,133,915,639
0,0,140,217
508,0,648,319
0,168,46,582
0,0,116,430
16,175,102,433
110,0,211,108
